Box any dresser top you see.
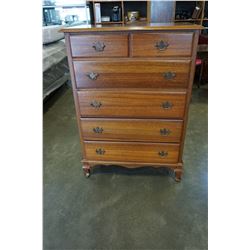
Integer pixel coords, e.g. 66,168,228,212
61,22,203,33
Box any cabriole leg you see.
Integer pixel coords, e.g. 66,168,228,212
83,164,91,178
174,169,182,182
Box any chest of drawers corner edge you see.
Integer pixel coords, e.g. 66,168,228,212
62,23,202,182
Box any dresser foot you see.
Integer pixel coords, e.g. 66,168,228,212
83,164,91,178
174,169,182,182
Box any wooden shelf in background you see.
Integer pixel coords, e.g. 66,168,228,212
125,18,147,24
96,21,124,24
173,1,208,27
91,0,150,25
175,19,201,22
92,0,124,2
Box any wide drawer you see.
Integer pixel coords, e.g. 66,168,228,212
131,32,193,57
84,141,180,164
70,34,128,57
80,118,183,142
73,60,191,89
77,90,186,119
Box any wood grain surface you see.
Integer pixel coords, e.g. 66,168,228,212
84,141,180,164
70,34,128,57
61,22,203,33
132,32,193,57
77,90,187,118
80,118,183,142
73,60,191,88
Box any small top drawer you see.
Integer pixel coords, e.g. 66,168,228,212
70,34,128,57
131,32,193,57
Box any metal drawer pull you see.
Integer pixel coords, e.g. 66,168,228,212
162,101,173,109
86,72,99,80
163,72,176,80
160,128,171,136
90,100,102,108
158,151,168,158
96,148,105,155
93,127,103,133
155,40,169,51
92,41,106,52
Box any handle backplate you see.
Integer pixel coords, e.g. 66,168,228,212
96,148,105,155
93,41,106,52
163,72,176,80
158,151,168,158
155,40,169,51
93,127,103,133
162,101,173,109
90,100,102,108
160,128,171,136
86,72,99,80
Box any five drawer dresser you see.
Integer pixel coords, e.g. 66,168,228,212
61,23,202,181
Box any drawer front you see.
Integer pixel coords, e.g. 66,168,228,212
77,90,186,119
70,34,128,57
81,118,183,142
84,141,180,164
132,32,193,57
73,60,191,89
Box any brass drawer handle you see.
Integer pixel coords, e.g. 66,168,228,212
96,148,105,155
90,100,102,108
86,72,99,80
155,40,169,51
163,72,176,80
162,101,173,109
160,128,171,136
93,127,103,133
92,41,106,52
158,151,168,158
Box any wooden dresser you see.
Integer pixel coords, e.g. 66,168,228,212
61,23,202,181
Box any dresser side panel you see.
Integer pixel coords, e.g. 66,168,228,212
65,33,87,159
178,30,200,162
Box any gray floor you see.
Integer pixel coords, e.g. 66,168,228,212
43,85,208,250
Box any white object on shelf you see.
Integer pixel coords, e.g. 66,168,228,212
43,25,65,44
101,16,110,22
94,3,101,23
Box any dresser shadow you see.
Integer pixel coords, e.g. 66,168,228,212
43,84,69,113
191,86,208,104
91,165,175,178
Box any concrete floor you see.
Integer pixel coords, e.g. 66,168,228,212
43,85,208,250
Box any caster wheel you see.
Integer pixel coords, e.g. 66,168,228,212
85,172,90,178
